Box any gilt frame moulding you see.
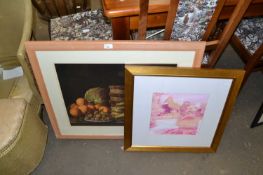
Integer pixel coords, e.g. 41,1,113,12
25,40,205,139
124,66,244,152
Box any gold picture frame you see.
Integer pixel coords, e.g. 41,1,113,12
124,66,244,152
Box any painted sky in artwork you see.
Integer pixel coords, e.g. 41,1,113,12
149,92,209,135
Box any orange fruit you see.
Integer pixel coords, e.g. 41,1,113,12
100,106,109,113
78,105,88,114
87,104,95,110
69,107,80,117
70,103,78,109
94,104,102,110
76,97,85,106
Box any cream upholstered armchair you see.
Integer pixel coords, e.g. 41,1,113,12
0,0,41,104
0,0,47,174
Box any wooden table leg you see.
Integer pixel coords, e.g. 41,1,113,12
111,17,130,40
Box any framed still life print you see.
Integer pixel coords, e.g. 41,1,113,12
124,66,244,152
25,40,205,139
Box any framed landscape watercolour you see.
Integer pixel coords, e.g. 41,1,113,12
25,40,205,139
251,102,263,128
124,66,244,152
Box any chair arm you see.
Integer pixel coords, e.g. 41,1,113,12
17,0,42,103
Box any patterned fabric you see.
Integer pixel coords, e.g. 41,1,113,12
142,0,219,64
235,17,263,55
170,0,218,41
201,52,210,64
132,28,164,40
51,9,112,40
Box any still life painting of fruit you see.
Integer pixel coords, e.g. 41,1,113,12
55,64,124,126
69,86,124,124
150,92,209,135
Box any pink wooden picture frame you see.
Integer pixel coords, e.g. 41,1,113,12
25,40,205,139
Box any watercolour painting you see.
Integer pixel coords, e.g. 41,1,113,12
149,93,209,135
